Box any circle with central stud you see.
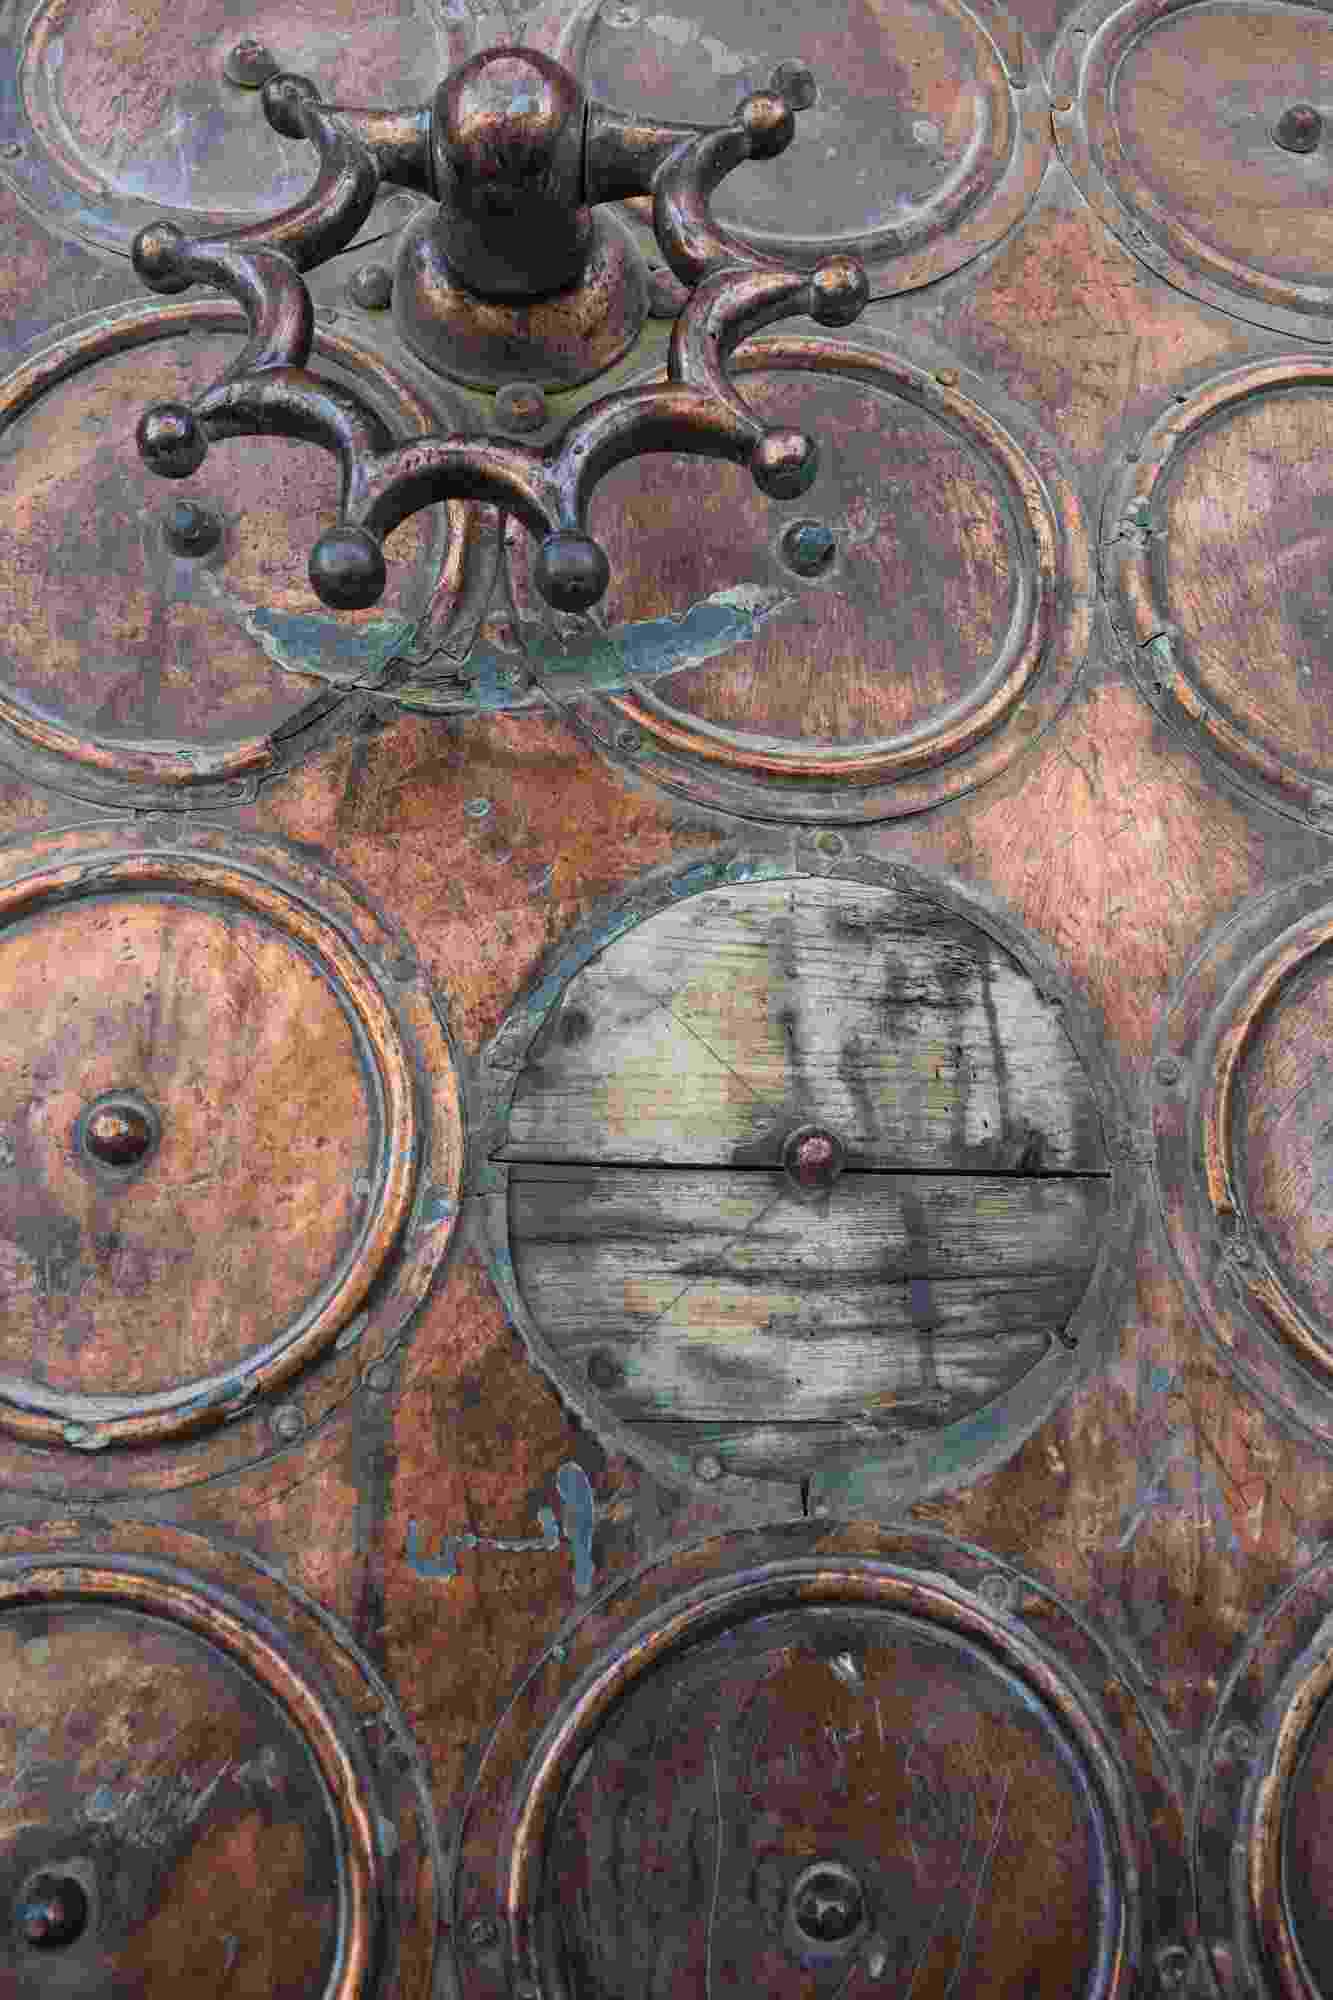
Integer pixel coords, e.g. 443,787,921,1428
0,1520,441,1997
558,336,1089,823
485,852,1130,1503
1054,0,1333,335
2,0,455,253
0,820,462,1471
462,1531,1185,2000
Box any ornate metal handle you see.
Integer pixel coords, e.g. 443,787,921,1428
130,46,868,615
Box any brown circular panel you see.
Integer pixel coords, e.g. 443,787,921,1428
1282,1687,1333,1994
556,337,1089,823
0,1547,391,1998
1055,0,1333,334
1109,360,1333,823
1152,869,1333,1452
496,1555,1144,2000
582,0,1046,285
0,821,460,1456
0,300,456,808
6,0,463,252
486,853,1129,1503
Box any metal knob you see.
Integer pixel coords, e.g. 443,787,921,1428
129,42,868,617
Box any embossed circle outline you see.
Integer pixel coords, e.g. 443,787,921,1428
1196,1548,1333,1999
1152,866,1333,1452
1108,358,1333,825
449,1526,1187,2000
1052,0,1333,340
594,0,1049,291
0,298,466,810
564,335,1091,824
0,819,463,1457
482,842,1134,1510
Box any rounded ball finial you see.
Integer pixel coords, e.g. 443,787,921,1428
131,220,191,295
751,427,819,500
810,256,870,327
261,71,321,139
533,532,611,613
309,526,387,610
738,89,796,159
136,403,207,479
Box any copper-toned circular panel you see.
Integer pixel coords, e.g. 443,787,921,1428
1109,360,1333,823
1152,868,1333,1452
3,0,463,252
0,821,463,1455
485,851,1129,1504
0,301,457,808
1054,0,1333,335
550,337,1089,823
1282,1687,1333,1994
581,0,1046,285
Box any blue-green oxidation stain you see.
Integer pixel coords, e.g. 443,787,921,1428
405,1459,596,1596
244,607,418,689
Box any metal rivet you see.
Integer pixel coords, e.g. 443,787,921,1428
782,1123,847,1196
271,1403,305,1442
464,1915,500,1952
1156,1943,1192,1992
162,499,221,557
224,37,280,88
364,1360,397,1393
788,1860,867,1951
587,1350,622,1391
615,724,642,753
1227,1235,1254,1267
1154,1055,1182,1087
464,796,492,819
779,517,837,577
495,381,548,434
1273,103,1323,153
979,1571,1017,1613
0,142,22,160
694,1451,723,1482
815,829,845,857
348,263,393,311
769,58,817,110
15,1876,89,1950
82,1101,156,1169
1220,1723,1255,1762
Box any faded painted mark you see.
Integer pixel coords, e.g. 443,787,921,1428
406,1459,597,1595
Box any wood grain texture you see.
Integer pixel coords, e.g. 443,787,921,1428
505,876,1106,1170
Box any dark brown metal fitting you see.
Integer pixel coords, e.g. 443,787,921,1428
347,262,394,311
161,498,221,556
786,1860,868,1958
76,1091,160,1175
15,1876,89,1950
782,1124,847,1197
223,37,280,89
128,43,869,615
1273,103,1323,153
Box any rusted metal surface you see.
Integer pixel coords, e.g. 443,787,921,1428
0,1517,441,1998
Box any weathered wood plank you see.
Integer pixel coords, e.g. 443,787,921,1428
504,878,1105,1170
509,1167,1103,1424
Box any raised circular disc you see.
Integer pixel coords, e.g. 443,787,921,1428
490,859,1126,1499
583,0,1045,284
541,1602,1117,1998
0,305,449,807
1058,0,1333,334
548,340,1087,823
10,0,459,252
1110,362,1333,820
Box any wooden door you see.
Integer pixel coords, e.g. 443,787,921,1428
2,0,1333,1992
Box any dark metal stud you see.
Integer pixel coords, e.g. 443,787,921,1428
162,498,221,556
494,382,548,435
780,517,837,577
348,262,394,310
224,38,280,89
77,1092,160,1174
15,1876,89,1950
1273,103,1323,153
787,1861,867,1951
782,1124,846,1197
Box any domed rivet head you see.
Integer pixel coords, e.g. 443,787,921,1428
753,428,819,500
464,796,492,819
815,828,845,857
348,263,393,311
534,532,610,613
1156,1944,1192,1992
769,59,817,111
1155,1055,1182,1086
224,37,280,88
739,89,795,159
464,1915,500,1952
162,499,221,557
137,401,207,476
1220,1723,1255,1763
780,518,837,578
77,1092,160,1174
694,1451,723,1482
587,1350,622,1391
788,1861,867,1952
1273,103,1322,153
978,1571,1017,1613
309,525,386,609
0,141,22,160
271,1403,304,1442
495,382,548,434
16,1876,89,1950
363,1360,397,1393
810,256,869,327
615,724,642,753
782,1123,847,1196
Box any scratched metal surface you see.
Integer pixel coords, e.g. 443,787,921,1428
4,0,1333,1996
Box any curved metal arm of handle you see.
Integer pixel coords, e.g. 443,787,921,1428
131,70,868,614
